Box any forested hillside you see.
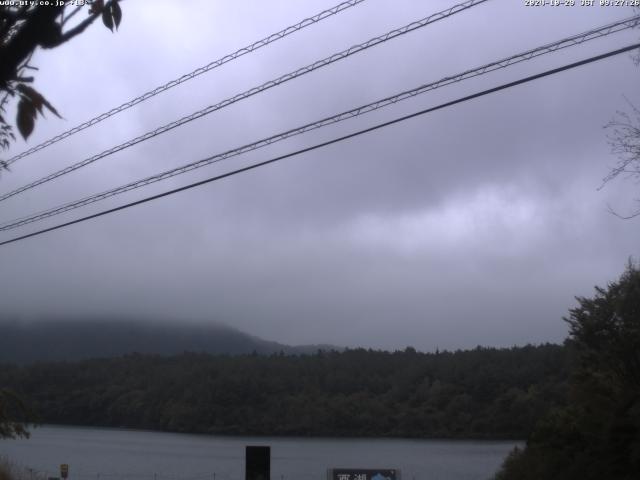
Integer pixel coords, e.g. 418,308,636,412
0,344,568,439
0,320,336,363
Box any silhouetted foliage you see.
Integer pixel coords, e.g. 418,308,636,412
604,103,640,218
0,0,123,166
495,261,640,480
0,344,568,439
0,388,31,439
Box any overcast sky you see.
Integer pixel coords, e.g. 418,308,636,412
0,0,639,351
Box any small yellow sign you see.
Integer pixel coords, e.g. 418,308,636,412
60,464,69,479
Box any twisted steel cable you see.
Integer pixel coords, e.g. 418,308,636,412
3,0,367,167
1,14,637,232
1,42,639,247
0,0,490,203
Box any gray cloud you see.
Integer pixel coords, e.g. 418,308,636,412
1,0,639,351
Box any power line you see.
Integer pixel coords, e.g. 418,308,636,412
2,15,637,232
1,42,638,248
3,0,367,167
0,0,489,203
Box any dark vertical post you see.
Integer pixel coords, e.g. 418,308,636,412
246,446,270,480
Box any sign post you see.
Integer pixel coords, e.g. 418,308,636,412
60,465,69,480
246,446,270,480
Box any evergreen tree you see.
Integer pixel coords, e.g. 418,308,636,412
495,261,640,480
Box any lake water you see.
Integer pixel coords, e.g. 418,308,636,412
0,426,518,480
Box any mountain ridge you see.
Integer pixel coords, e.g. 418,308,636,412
0,319,340,363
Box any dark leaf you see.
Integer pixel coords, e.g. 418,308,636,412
102,6,114,31
39,94,61,119
16,98,36,140
16,84,61,118
112,0,122,30
16,84,43,111
20,93,42,114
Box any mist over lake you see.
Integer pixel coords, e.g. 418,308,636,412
0,426,518,480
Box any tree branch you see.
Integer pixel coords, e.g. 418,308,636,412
56,6,105,46
61,4,83,27
607,203,640,220
0,6,64,85
59,0,124,45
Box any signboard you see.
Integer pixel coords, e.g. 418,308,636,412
329,469,398,480
60,465,69,479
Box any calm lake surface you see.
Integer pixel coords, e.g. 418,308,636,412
0,426,519,480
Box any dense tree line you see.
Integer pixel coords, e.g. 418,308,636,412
0,344,567,439
0,388,30,439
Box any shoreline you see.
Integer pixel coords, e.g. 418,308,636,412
17,424,525,443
